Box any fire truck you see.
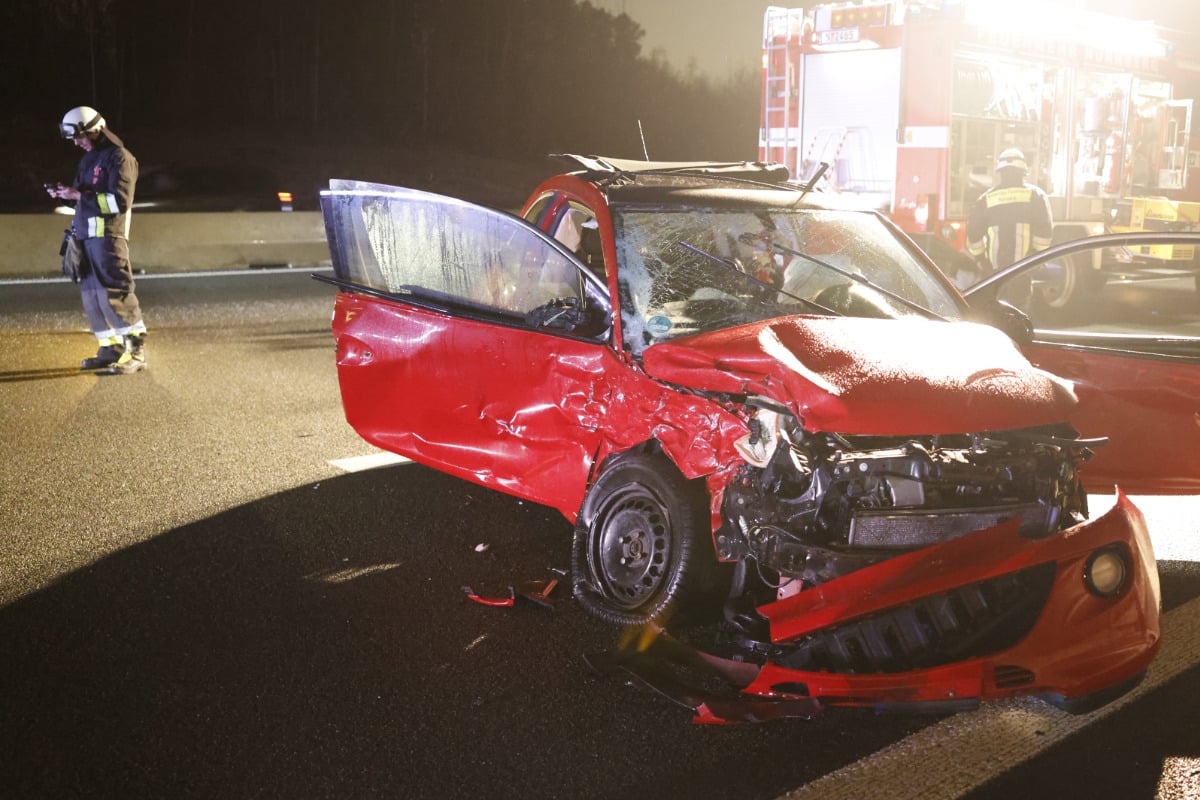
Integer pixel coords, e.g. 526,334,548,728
759,0,1199,312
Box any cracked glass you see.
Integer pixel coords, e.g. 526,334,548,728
612,207,964,355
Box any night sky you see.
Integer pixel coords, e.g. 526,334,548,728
5,0,1199,211
589,0,769,78
0,1,763,210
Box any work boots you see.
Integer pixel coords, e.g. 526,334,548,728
81,341,124,370
108,333,147,374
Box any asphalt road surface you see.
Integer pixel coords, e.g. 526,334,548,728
1,271,1197,799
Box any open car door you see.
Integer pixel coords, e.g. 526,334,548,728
965,232,1200,493
317,180,614,517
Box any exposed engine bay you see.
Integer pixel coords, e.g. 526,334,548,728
718,402,1095,591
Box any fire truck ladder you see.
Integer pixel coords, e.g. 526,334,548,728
761,7,806,177
801,127,849,190
801,126,879,193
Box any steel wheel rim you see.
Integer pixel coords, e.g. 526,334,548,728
591,485,672,609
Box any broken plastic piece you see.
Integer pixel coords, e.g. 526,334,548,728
462,577,559,610
515,578,559,609
585,628,820,724
462,585,515,607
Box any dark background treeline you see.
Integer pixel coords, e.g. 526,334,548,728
3,0,765,208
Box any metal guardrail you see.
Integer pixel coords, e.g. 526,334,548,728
0,211,330,279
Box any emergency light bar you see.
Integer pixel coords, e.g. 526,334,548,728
816,2,891,32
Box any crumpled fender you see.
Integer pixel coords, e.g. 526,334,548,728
590,491,1161,722
745,490,1160,707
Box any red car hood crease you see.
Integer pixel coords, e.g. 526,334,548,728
640,316,1078,435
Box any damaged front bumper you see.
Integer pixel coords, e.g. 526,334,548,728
593,490,1161,724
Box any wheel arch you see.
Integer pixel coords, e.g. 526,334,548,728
570,439,729,626
579,438,695,525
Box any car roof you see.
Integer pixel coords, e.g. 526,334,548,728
550,153,857,212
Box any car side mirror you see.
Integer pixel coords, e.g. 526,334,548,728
526,296,611,340
967,299,1034,346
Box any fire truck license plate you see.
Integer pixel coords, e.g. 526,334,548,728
817,28,860,45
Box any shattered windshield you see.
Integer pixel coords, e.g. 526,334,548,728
613,208,963,355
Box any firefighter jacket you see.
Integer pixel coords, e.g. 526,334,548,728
964,179,1053,269
72,131,138,241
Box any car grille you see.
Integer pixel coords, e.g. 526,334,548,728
772,562,1057,674
848,502,1052,549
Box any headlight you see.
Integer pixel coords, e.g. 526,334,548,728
1085,546,1129,597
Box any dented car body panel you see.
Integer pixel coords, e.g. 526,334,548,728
317,161,1200,720
640,316,1077,435
332,291,607,516
331,289,747,519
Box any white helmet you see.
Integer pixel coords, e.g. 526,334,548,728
995,148,1027,173
60,106,106,139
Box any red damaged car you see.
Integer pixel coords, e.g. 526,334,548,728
317,157,1200,722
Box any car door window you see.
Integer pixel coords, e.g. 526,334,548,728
322,180,609,340
976,232,1200,357
527,196,607,281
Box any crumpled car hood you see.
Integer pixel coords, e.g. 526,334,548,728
640,316,1077,435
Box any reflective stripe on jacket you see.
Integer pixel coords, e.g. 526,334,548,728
72,135,138,240
964,182,1053,268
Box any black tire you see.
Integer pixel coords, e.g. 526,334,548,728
571,449,719,627
1029,252,1105,322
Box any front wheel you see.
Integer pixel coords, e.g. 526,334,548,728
571,450,719,627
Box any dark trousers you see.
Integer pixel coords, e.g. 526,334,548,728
79,236,143,339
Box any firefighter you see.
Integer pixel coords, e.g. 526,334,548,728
46,106,148,374
965,148,1053,274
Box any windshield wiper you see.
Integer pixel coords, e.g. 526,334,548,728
753,236,946,321
677,240,840,316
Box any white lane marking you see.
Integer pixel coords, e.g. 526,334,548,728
328,452,410,473
305,563,402,584
777,596,1200,800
